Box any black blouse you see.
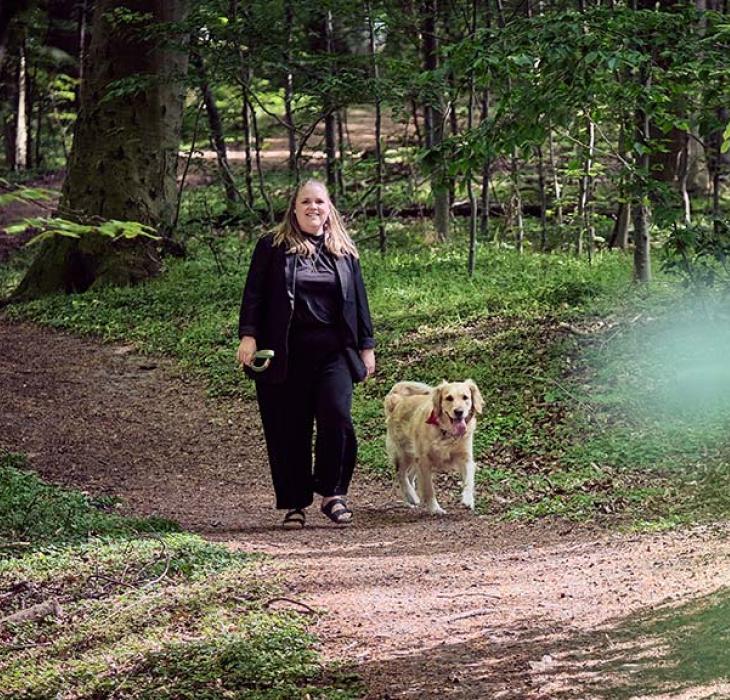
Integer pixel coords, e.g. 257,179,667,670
293,235,339,327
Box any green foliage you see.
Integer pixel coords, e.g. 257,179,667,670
6,217,160,246
0,180,56,208
553,588,730,697
661,219,730,291
567,297,730,525
0,452,178,547
5,230,678,524
0,457,360,699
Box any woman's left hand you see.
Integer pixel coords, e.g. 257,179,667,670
360,348,375,379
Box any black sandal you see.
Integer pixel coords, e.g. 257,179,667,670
321,497,353,525
282,509,306,530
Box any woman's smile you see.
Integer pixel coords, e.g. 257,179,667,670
295,182,331,235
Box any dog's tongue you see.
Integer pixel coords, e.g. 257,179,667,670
452,418,467,436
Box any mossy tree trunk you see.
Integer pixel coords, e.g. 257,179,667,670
13,0,190,300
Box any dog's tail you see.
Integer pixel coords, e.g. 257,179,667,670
384,381,433,416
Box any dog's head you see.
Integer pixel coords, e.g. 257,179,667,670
431,379,484,437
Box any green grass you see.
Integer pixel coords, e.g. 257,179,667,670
543,586,730,698
3,213,727,526
0,453,360,699
0,452,179,546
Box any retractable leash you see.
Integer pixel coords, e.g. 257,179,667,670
250,349,275,373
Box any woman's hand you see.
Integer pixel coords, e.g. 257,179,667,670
237,336,257,367
360,348,375,379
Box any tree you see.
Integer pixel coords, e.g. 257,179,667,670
12,0,190,300
421,0,449,241
0,0,29,71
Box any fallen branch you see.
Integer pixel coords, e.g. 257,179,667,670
446,605,499,623
0,598,63,627
138,537,171,589
90,573,140,591
263,597,318,615
436,592,500,599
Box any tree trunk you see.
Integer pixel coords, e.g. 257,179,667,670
366,0,386,254
336,109,346,198
410,99,422,148
632,198,651,283
1,53,18,169
14,40,27,170
33,83,41,166
480,90,491,242
422,0,448,241
0,0,29,72
536,144,548,251
479,0,492,243
240,86,254,208
609,201,631,250
609,119,630,250
466,0,478,275
633,71,652,283
678,130,692,225
230,0,254,205
447,71,458,207
283,0,298,181
547,127,563,227
191,51,239,206
13,0,190,300
77,0,90,101
248,87,275,223
708,106,728,236
324,10,337,200
510,149,524,254
578,117,595,261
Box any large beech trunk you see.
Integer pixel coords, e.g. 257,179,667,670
13,0,189,300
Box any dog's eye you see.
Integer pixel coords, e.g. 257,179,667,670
445,395,453,402
463,395,469,401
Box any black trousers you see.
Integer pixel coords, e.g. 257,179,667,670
255,326,357,510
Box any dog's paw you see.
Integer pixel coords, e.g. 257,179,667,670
427,503,447,516
461,495,475,510
398,489,420,507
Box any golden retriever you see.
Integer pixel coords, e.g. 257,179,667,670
384,380,483,515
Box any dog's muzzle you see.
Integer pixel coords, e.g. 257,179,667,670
449,414,467,437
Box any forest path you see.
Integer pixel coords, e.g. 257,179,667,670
2,320,730,699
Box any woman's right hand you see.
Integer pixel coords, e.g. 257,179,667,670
237,336,257,367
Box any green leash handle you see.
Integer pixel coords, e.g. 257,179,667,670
250,349,275,373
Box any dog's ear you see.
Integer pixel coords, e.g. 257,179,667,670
432,381,446,417
466,379,484,415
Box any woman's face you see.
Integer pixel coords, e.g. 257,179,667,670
294,182,331,236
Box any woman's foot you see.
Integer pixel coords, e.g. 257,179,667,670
321,496,352,525
282,508,306,530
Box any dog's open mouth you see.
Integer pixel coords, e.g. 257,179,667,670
450,415,467,437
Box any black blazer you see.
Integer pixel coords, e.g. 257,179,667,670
238,234,375,384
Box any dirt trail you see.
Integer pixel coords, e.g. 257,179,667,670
2,321,729,699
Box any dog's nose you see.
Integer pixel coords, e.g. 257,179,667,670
453,408,464,418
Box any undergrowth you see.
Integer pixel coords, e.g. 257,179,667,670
0,453,360,700
2,219,728,526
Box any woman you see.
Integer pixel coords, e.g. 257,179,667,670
236,180,376,529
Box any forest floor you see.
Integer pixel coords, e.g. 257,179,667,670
2,319,730,699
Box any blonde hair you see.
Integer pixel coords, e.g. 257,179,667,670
271,179,359,259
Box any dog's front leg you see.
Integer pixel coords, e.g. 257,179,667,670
460,460,476,510
397,461,420,506
417,464,446,515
